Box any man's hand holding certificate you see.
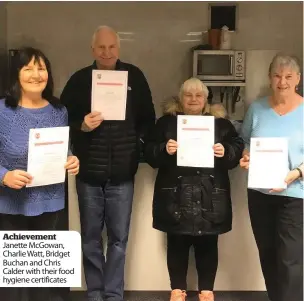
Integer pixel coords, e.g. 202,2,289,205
177,115,215,168
26,127,70,187
91,70,128,120
248,137,289,190
82,112,103,132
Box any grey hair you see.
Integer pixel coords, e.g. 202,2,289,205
269,53,301,75
91,25,121,48
179,77,209,100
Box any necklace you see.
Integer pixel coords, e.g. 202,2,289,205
270,95,303,116
274,103,299,116
276,109,288,116
275,108,289,116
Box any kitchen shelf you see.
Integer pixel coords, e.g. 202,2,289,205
204,81,246,87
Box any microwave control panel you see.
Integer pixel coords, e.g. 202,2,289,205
235,51,245,79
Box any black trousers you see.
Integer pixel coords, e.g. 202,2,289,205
0,210,70,301
248,189,303,301
167,233,218,291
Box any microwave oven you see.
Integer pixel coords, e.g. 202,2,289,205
193,50,245,81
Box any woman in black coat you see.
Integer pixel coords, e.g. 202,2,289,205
144,78,244,301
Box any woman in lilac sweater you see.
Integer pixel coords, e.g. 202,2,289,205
0,47,79,301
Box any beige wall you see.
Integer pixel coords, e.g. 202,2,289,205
6,2,303,116
5,1,303,291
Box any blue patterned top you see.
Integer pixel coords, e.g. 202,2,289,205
0,99,68,216
241,97,304,199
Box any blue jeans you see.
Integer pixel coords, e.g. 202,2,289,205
76,178,134,301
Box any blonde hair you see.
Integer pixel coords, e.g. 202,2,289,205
179,78,225,117
91,25,121,48
179,77,209,101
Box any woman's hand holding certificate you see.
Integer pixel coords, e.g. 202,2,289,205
2,170,33,189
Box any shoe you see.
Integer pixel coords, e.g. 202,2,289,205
170,289,187,301
198,290,214,301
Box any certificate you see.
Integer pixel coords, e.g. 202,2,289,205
91,70,128,120
26,127,69,187
177,115,214,168
248,137,289,189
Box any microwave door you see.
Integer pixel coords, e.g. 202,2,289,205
197,54,235,80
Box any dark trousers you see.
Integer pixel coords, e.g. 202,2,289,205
0,210,70,301
167,233,218,291
248,189,303,301
76,178,134,301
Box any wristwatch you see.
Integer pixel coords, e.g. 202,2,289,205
295,167,303,178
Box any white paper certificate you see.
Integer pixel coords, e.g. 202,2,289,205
26,127,70,187
177,115,214,168
91,70,128,120
248,137,289,189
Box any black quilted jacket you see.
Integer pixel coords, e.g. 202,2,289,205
144,109,244,236
60,60,155,184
